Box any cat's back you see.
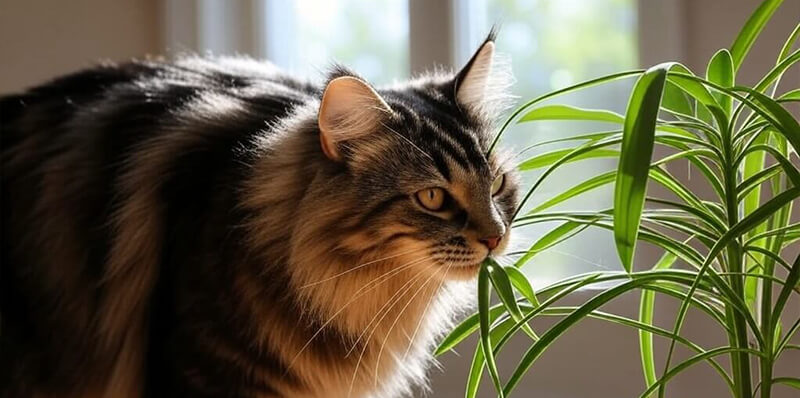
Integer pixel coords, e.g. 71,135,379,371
0,56,314,396
1,56,316,150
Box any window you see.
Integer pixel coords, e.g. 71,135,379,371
263,0,409,84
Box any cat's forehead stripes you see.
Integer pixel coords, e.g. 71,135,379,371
380,86,492,179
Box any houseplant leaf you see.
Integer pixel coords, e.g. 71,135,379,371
614,63,670,272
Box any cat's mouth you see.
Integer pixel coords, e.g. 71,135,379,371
428,234,509,279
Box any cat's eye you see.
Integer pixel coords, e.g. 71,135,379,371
415,188,447,211
491,174,506,196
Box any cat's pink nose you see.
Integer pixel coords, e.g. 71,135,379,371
479,236,502,251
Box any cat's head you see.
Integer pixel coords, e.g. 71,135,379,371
297,33,518,281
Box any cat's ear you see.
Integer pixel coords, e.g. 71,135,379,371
454,29,513,114
318,76,392,161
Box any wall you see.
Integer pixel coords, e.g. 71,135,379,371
0,0,162,94
640,0,800,87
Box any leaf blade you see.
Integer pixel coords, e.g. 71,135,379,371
614,64,670,272
505,266,540,307
518,104,624,124
705,49,734,115
640,252,679,396
478,263,504,397
730,0,784,70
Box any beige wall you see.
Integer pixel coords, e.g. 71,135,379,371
0,0,162,93
640,0,800,88
685,0,800,87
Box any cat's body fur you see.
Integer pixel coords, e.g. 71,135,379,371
1,36,516,397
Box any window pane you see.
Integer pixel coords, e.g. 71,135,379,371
483,0,638,284
280,0,409,84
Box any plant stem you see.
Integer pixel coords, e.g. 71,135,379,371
760,357,772,398
758,212,776,398
723,125,753,398
726,245,754,398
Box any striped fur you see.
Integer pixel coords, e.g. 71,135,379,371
1,35,518,397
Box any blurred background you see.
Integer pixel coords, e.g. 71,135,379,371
1,0,798,396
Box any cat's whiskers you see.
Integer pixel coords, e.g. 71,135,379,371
511,141,549,163
344,267,432,398
401,259,454,362
299,246,427,289
372,259,452,386
344,261,436,358
550,248,613,271
285,254,433,374
346,263,442,398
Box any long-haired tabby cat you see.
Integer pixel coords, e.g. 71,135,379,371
1,31,518,397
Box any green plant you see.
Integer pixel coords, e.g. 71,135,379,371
435,1,800,397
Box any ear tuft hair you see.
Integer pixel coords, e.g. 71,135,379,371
454,28,515,120
324,63,361,86
485,24,499,44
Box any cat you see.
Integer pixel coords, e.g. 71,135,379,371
0,31,518,397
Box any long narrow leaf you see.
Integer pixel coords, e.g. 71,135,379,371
771,253,800,330
503,275,692,395
489,70,644,153
661,187,800,396
505,267,540,307
531,147,719,215
478,264,504,397
614,64,670,272
754,48,800,93
772,378,800,390
518,104,624,124
518,148,619,171
435,304,507,356
640,252,679,396
737,144,800,187
729,0,784,70
672,72,800,155
640,347,765,398
779,88,800,102
737,164,781,203
706,49,734,115
487,260,539,340
465,316,518,398
530,172,616,214
514,130,622,160
779,22,800,63
513,221,594,268
735,87,800,155
661,81,694,116
540,306,733,392
777,318,800,357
